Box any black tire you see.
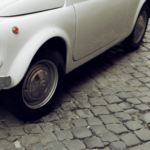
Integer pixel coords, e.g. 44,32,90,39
122,3,149,51
3,49,65,121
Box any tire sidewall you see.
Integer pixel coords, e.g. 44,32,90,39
10,50,65,120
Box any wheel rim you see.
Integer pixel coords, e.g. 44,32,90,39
134,11,147,43
22,60,58,109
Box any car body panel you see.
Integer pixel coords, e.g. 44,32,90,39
0,0,148,89
72,0,128,60
0,0,65,16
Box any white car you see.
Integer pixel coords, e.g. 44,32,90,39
0,0,149,120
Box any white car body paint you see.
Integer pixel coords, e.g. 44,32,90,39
0,0,147,89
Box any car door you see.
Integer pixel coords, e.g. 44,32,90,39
72,0,128,60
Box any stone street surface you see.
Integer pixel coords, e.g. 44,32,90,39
2,24,150,150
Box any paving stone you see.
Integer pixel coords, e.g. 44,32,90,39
104,96,122,104
98,131,120,143
140,113,150,124
71,127,92,139
65,140,85,150
43,112,59,122
0,129,8,139
124,109,140,115
7,136,18,142
121,86,135,92
135,104,150,112
100,115,120,124
75,99,91,109
71,92,88,100
117,73,133,81
139,96,150,103
40,123,54,132
106,124,128,134
39,132,57,145
136,67,149,72
126,98,141,105
128,141,150,150
100,89,114,96
111,86,124,93
26,143,45,150
84,137,104,149
76,109,93,118
142,91,150,97
58,110,76,120
119,102,131,110
124,121,144,131
55,119,71,130
46,141,64,150
24,124,42,134
146,83,150,88
107,104,123,113
90,125,108,135
110,141,126,150
134,129,150,142
122,67,137,74
127,79,143,87
54,130,73,141
139,77,150,83
7,127,25,136
86,91,101,98
91,106,110,116
89,97,107,106
86,117,103,126
6,148,24,150
19,135,40,147
120,133,141,147
61,102,77,111
136,87,149,92
132,72,146,78
0,140,14,150
115,112,132,121
117,92,133,99
144,70,150,76
72,118,87,127
129,91,144,97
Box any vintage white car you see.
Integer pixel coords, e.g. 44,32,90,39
0,0,149,120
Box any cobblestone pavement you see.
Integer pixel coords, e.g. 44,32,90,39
1,24,150,150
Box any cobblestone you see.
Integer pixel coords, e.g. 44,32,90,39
54,130,73,141
124,121,144,131
100,115,120,124
89,97,107,106
110,141,126,150
86,117,103,126
71,126,92,139
134,129,150,142
120,133,141,147
39,132,57,144
107,104,123,113
106,124,128,134
84,137,104,149
2,32,150,150
91,106,110,116
65,140,85,150
104,96,122,104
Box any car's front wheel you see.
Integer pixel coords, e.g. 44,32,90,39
4,49,65,121
123,3,149,51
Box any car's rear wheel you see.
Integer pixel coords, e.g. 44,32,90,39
4,49,65,121
123,3,149,51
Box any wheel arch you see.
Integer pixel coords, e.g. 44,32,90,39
5,28,70,89
127,0,148,36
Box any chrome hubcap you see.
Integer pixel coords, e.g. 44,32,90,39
22,60,58,109
134,11,147,43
